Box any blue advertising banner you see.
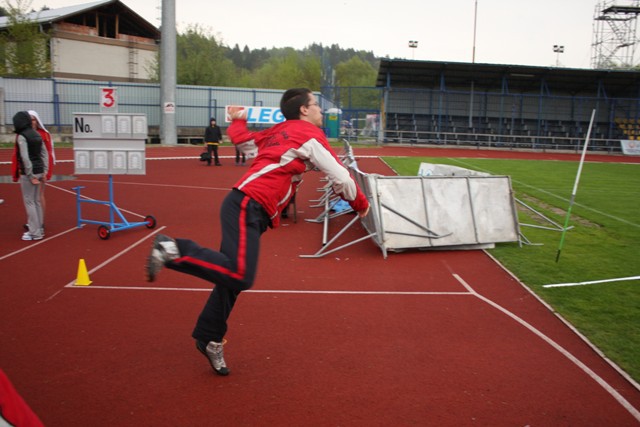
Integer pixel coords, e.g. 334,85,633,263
225,106,284,124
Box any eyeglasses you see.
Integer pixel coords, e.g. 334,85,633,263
307,102,320,108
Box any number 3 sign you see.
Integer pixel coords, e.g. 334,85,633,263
100,87,118,112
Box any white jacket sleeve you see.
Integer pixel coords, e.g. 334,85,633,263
296,138,358,201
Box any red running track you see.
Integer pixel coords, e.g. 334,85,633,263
0,145,639,426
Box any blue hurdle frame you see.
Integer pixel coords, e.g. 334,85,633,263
73,175,151,237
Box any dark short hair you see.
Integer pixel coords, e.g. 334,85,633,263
210,118,216,122
280,88,312,120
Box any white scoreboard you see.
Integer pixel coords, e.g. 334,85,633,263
73,113,147,175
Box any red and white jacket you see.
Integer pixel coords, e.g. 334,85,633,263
227,118,369,228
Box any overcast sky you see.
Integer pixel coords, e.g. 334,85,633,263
28,0,609,69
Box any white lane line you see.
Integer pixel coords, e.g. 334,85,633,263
58,260,640,420
453,273,640,422
0,181,159,262
43,226,166,302
543,276,640,288
48,182,151,219
68,286,472,296
0,226,80,261
71,179,230,192
64,226,167,288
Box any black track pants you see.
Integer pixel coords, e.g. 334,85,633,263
166,189,270,342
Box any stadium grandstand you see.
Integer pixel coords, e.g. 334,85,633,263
372,59,640,153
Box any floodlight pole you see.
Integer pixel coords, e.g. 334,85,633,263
555,109,596,263
160,0,177,145
408,40,418,59
472,0,478,63
469,0,478,128
553,44,564,67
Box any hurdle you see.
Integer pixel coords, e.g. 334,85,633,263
301,141,361,253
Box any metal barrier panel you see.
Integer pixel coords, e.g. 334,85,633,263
374,175,518,252
351,165,519,256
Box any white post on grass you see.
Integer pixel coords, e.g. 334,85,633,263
555,108,596,263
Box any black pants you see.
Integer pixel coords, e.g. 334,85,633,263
235,148,246,164
206,144,220,165
166,189,270,342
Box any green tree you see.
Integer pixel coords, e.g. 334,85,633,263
145,50,160,82
176,24,237,86
333,56,379,109
335,55,376,87
147,27,380,92
244,46,269,70
0,0,51,77
251,48,321,90
227,43,243,68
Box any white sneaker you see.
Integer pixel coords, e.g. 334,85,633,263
195,340,230,376
145,234,179,282
22,232,43,241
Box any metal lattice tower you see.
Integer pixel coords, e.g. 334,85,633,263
591,0,640,69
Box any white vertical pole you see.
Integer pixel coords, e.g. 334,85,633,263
555,108,596,262
472,0,478,63
469,0,478,128
160,0,177,145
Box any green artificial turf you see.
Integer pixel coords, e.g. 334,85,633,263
383,156,640,381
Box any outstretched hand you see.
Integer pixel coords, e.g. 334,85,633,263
358,206,370,218
227,106,246,120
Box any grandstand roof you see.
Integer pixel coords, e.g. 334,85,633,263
376,59,640,98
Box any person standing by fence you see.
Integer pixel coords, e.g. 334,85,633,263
203,117,222,166
235,146,246,166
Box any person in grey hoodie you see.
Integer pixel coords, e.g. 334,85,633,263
11,111,48,241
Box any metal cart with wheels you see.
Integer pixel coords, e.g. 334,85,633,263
73,175,156,240
72,111,155,239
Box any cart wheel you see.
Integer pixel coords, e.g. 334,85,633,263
144,215,157,229
98,225,111,240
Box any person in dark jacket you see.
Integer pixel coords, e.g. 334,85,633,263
234,146,246,166
203,118,223,166
11,111,48,241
